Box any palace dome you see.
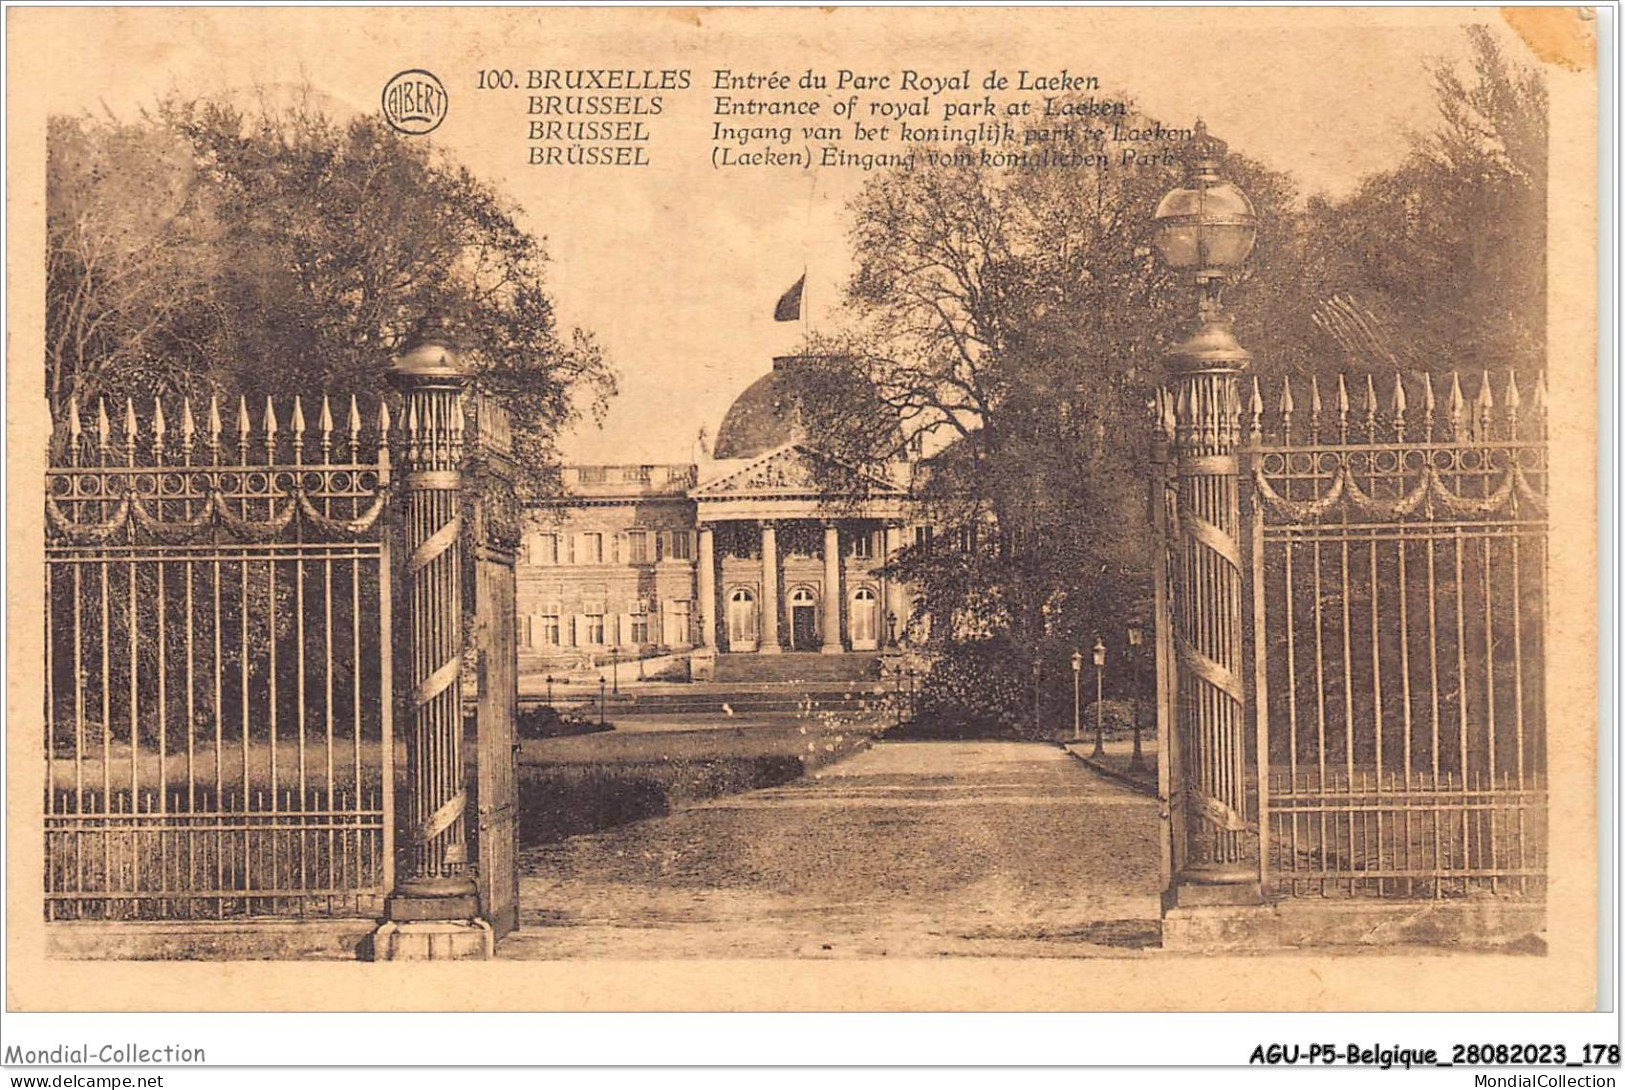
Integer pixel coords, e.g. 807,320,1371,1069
712,359,805,460
712,354,905,462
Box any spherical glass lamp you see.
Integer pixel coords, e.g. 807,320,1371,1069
1151,121,1257,277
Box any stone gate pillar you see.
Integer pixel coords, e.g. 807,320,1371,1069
1152,123,1261,905
376,320,490,958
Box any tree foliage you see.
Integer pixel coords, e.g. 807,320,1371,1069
1297,26,1547,377
814,28,1546,732
46,90,615,495
804,100,1301,693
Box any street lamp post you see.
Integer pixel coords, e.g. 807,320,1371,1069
1031,659,1042,737
1127,625,1146,770
545,674,554,709
1091,638,1106,759
611,642,620,694
598,675,607,728
1152,120,1260,898
1070,650,1083,743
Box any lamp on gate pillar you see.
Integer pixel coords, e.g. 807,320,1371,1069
385,317,478,919
1152,120,1260,898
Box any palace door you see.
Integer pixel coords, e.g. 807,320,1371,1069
789,587,818,650
727,587,758,652
850,586,879,651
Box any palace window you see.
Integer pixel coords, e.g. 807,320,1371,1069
525,532,559,565
585,613,605,645
667,531,693,561
579,466,608,485
853,531,874,560
630,610,650,644
528,613,561,648
627,531,649,564
580,532,603,564
914,525,933,555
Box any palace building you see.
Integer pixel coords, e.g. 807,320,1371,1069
515,354,929,675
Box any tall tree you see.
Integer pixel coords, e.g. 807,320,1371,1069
803,101,1300,703
1298,26,1547,377
46,91,615,494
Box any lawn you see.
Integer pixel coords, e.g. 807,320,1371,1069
517,711,884,844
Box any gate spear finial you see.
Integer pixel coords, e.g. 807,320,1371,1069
1421,372,1436,441
180,398,196,458
1391,372,1407,440
317,394,333,460
348,394,363,453
1335,373,1350,442
1447,372,1465,439
237,394,252,459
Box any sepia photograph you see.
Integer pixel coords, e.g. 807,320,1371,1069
2,2,1605,1039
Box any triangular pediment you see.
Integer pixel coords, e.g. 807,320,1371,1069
691,443,908,499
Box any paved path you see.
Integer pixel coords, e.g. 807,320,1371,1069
499,741,1164,959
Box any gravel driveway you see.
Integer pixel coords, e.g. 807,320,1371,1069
502,740,1164,959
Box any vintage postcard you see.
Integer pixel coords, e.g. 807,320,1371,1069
3,5,1601,1015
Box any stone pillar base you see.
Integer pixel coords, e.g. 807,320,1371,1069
819,643,846,656
1164,877,1262,909
758,643,783,655
1161,904,1277,952
690,648,716,682
371,919,493,961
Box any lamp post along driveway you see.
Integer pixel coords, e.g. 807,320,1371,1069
1070,650,1083,743
1092,639,1105,759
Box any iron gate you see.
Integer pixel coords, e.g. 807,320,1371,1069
45,394,395,919
1155,370,1548,901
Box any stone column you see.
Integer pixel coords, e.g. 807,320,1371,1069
759,520,782,654
696,522,716,647
883,521,905,646
820,521,843,654
376,320,489,959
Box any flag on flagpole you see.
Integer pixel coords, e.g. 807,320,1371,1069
774,275,805,322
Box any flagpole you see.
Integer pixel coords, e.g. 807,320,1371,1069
802,264,810,343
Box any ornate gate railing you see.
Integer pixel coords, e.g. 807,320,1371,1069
1155,369,1547,903
44,394,395,919
1249,371,1547,899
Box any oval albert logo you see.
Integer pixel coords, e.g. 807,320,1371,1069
381,69,448,135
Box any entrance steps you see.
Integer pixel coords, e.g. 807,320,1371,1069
601,683,892,716
713,651,881,685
